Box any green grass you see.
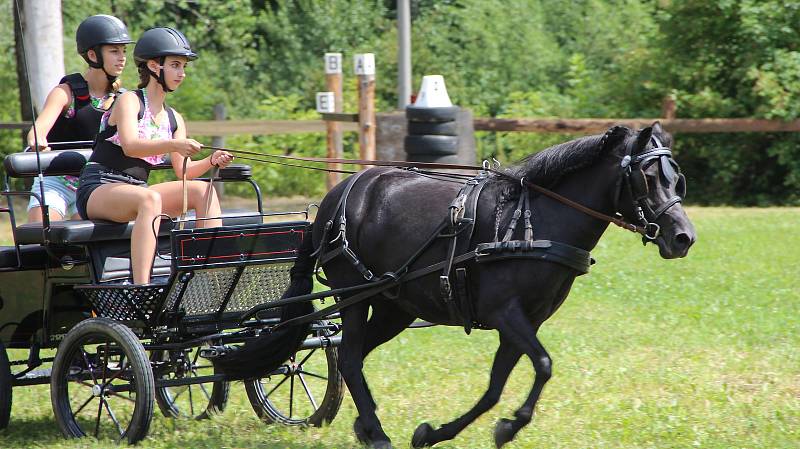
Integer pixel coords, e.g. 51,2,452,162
1,207,798,448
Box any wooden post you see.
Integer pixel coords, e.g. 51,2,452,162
212,103,226,197
325,53,343,189
355,53,376,161
662,95,677,120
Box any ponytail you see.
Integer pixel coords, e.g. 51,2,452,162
137,63,150,89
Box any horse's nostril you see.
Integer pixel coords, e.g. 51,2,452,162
675,233,693,248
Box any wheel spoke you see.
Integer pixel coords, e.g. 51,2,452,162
264,374,290,398
94,395,104,437
103,397,125,438
80,349,98,385
101,360,129,390
100,341,109,389
103,388,137,404
198,382,212,401
297,369,328,381
296,349,317,367
289,374,295,418
170,385,190,400
188,384,195,416
298,372,319,411
72,394,95,419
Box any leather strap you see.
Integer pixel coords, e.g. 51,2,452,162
206,145,649,236
179,156,189,230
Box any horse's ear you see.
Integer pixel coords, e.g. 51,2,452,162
601,125,628,153
635,126,654,152
652,121,663,134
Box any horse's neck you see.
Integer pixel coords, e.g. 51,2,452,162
528,162,617,251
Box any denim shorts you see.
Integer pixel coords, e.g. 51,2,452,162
27,176,78,218
76,163,148,220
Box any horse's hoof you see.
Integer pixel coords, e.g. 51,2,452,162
354,416,369,444
494,418,516,448
411,422,435,448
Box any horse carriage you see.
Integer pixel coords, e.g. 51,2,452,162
1,122,696,449
0,144,344,443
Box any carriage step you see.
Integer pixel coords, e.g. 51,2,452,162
12,367,52,386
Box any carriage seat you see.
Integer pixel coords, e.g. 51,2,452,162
14,210,263,245
0,245,49,269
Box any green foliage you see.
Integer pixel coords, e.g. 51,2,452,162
1,0,799,204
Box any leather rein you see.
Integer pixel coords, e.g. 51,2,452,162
202,145,671,239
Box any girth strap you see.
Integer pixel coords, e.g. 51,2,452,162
475,239,593,274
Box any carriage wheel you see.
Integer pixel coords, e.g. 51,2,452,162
0,341,12,430
151,346,229,419
50,318,154,444
244,327,343,427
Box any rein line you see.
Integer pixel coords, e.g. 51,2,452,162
206,145,647,236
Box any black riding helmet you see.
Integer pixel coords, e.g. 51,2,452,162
134,27,197,93
76,15,133,82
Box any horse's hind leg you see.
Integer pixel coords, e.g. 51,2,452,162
491,299,552,448
411,335,521,448
339,302,393,449
357,302,416,413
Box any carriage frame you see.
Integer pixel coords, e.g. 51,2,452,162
0,144,344,443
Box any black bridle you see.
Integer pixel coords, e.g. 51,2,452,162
617,136,686,243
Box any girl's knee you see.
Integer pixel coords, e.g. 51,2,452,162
139,190,162,214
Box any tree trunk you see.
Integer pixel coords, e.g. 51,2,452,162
19,0,65,113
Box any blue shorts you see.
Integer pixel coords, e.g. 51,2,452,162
27,176,78,218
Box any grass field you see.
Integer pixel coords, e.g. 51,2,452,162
0,207,798,448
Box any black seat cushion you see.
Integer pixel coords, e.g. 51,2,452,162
15,210,263,245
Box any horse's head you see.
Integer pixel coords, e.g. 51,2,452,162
607,122,696,258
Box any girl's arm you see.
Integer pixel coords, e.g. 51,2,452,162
170,111,233,179
26,84,71,150
114,91,201,159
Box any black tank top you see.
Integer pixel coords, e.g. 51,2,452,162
46,73,107,144
89,89,178,182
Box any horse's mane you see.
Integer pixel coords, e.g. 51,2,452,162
505,126,634,187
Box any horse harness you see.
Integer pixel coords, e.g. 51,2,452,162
617,136,686,243
245,139,684,333
312,168,593,334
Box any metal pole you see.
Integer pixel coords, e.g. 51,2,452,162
397,0,412,109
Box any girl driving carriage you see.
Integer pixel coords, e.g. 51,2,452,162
26,14,133,222
75,27,233,285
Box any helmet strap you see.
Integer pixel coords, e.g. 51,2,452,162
85,46,118,86
148,56,174,93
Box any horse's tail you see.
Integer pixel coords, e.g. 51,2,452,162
206,225,316,380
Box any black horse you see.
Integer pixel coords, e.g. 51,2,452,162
282,123,695,448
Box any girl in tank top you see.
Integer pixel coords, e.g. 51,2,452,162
76,27,233,285
26,15,133,222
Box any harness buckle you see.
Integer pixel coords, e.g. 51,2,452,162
439,275,452,301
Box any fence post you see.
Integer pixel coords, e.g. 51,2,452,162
212,103,226,197
355,53,376,161
325,53,343,189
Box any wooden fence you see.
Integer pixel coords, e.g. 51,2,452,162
4,117,800,137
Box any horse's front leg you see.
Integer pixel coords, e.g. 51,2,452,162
491,299,552,448
339,302,393,449
411,335,521,448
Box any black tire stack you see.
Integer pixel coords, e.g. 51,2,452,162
405,105,460,164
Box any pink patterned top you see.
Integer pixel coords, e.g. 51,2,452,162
98,88,171,165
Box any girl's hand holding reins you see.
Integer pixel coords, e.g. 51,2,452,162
27,136,50,152
172,138,203,157
211,150,234,168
